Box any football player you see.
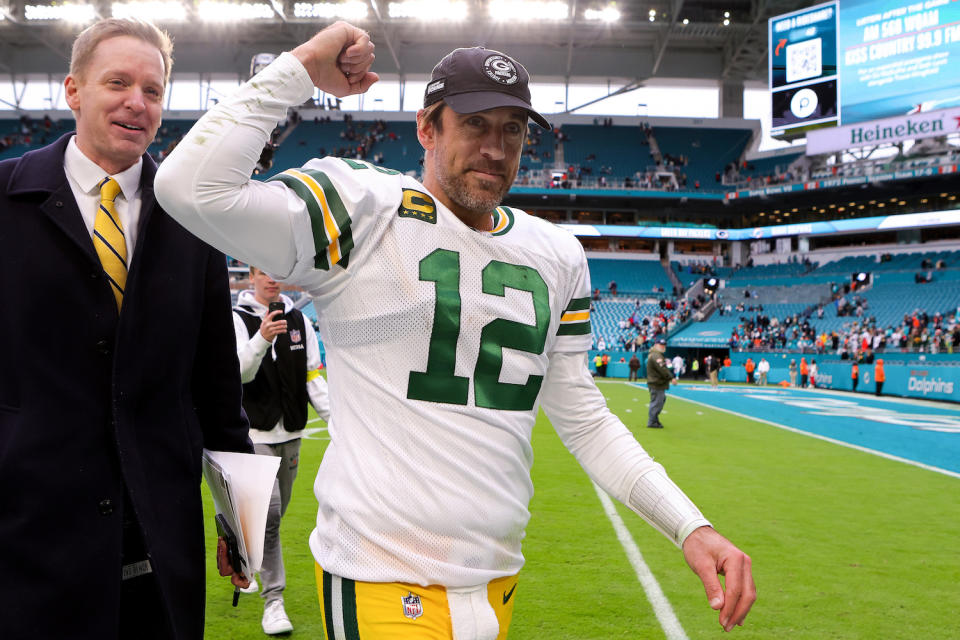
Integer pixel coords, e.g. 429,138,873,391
156,21,755,639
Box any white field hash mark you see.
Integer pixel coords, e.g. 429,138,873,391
592,482,690,640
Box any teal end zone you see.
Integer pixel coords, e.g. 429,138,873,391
661,385,960,474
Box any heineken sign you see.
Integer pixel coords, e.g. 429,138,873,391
806,106,960,155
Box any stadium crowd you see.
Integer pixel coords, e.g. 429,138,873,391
726,307,960,355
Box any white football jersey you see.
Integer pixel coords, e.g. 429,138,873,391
268,157,593,586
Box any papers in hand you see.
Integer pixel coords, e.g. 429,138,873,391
202,449,280,576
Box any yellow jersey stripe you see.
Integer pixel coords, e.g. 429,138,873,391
491,208,509,234
286,169,342,265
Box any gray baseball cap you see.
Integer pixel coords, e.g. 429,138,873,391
423,47,550,129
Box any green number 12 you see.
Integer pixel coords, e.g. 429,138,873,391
407,249,550,411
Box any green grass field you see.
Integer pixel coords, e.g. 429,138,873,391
202,380,960,639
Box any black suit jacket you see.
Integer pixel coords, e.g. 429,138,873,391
0,133,252,639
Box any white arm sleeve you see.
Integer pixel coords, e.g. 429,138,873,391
154,53,316,278
540,351,711,547
233,310,272,383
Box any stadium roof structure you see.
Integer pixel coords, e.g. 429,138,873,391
1,0,815,91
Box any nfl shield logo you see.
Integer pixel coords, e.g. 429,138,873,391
401,592,423,620
289,329,302,343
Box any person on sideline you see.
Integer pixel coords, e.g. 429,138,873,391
0,18,251,640
744,357,755,384
646,338,673,428
629,352,641,382
155,22,755,637
672,354,685,380
756,358,770,386
234,267,331,634
851,361,859,392
708,354,721,388
789,359,798,387
809,359,818,388
875,359,885,396
800,357,809,387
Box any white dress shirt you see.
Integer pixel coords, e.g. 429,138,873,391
63,136,145,262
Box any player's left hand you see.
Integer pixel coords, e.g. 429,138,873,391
682,526,755,632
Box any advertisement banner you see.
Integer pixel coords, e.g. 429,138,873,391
815,362,959,402
806,106,960,154
838,0,960,125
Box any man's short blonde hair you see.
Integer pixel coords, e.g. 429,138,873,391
416,101,446,134
70,18,174,86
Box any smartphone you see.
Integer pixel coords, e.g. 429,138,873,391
268,301,285,319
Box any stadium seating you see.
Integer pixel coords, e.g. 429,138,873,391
590,299,685,349
148,119,197,159
731,152,804,183
562,124,653,180
652,126,752,190
588,258,673,295
267,118,420,178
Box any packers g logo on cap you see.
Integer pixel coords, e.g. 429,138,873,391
483,54,519,85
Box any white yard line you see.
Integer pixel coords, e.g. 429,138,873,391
592,482,690,640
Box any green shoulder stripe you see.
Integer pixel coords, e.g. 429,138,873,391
491,206,516,236
268,168,355,270
557,322,591,336
564,297,591,312
301,168,355,269
268,172,331,270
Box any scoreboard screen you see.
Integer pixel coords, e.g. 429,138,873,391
770,2,840,138
839,0,960,125
770,0,960,139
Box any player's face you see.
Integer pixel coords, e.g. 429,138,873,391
251,268,282,304
65,35,165,175
428,106,526,222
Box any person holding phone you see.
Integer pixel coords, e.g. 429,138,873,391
233,265,330,635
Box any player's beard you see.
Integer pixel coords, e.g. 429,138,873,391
435,152,514,217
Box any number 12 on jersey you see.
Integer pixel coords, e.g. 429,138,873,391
407,248,551,411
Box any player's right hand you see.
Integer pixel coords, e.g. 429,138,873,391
682,526,756,632
260,309,288,341
291,21,379,97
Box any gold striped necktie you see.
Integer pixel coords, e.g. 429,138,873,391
93,176,127,310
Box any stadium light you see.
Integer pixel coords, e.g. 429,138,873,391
583,5,619,22
388,1,466,21
488,1,567,22
198,1,274,21
294,1,367,19
25,3,96,22
704,277,719,295
112,1,187,21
